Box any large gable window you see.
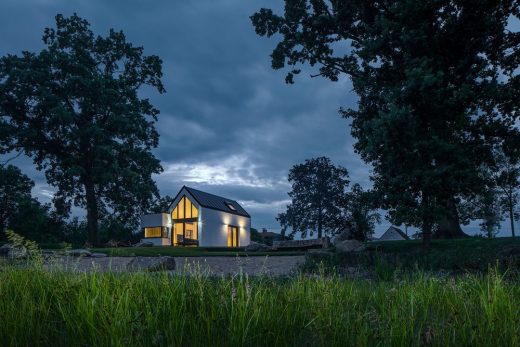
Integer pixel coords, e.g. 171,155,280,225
172,196,199,246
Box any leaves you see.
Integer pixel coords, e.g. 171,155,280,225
0,14,165,243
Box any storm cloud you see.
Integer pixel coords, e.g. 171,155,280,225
1,0,507,236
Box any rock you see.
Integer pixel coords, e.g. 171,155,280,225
335,239,366,253
66,249,92,257
90,252,108,258
0,243,27,259
127,256,176,272
134,241,154,247
334,227,353,245
245,241,271,252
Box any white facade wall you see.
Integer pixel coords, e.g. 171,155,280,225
199,208,251,247
140,213,171,246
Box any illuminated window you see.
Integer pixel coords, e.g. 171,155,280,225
225,202,237,211
171,195,199,246
144,226,166,238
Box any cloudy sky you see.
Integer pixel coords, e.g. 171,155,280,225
0,0,516,237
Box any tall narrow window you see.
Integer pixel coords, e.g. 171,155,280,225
227,226,239,247
171,195,199,246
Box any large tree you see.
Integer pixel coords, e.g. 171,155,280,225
278,157,349,238
252,0,520,246
0,164,34,232
0,14,165,246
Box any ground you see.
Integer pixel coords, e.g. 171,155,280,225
45,255,306,276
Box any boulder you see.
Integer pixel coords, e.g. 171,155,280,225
335,239,366,253
90,252,108,258
245,241,272,252
127,256,176,272
134,241,154,247
0,243,27,259
334,227,353,245
66,249,92,257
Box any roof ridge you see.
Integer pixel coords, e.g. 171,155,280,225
185,186,239,203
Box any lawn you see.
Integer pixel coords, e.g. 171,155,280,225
302,237,520,273
0,265,518,346
91,246,304,257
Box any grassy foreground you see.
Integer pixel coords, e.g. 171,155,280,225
1,267,519,346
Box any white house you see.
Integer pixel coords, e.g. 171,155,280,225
140,186,251,247
379,226,410,241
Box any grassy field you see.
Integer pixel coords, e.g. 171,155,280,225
304,237,520,273
90,246,304,257
1,265,519,346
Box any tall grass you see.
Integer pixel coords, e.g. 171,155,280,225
0,266,518,346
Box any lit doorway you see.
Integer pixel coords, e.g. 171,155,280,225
227,226,239,247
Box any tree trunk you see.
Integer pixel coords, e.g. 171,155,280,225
422,220,432,249
317,207,323,239
434,198,468,238
509,197,516,239
84,179,99,247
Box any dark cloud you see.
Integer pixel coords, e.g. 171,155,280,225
1,0,514,237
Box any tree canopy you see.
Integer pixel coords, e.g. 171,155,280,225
252,0,520,245
278,157,349,238
0,14,165,245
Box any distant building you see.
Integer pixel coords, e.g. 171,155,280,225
258,228,288,245
379,226,410,241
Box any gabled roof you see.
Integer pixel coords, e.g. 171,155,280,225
383,226,410,240
176,186,250,218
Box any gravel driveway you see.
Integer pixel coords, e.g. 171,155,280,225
44,255,306,276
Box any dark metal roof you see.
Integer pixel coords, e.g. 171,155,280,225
183,186,250,218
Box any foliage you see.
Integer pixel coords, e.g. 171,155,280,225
306,237,520,272
477,190,503,238
344,183,380,241
4,229,42,265
0,165,34,231
278,157,349,238
493,146,520,238
0,14,165,246
1,267,519,346
0,165,64,243
251,1,520,245
148,195,175,213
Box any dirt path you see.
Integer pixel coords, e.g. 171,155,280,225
174,256,305,276
44,255,306,276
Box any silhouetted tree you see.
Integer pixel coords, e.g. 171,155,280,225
344,184,380,241
0,165,34,232
0,14,165,246
252,1,520,247
149,195,175,214
0,165,64,242
493,146,520,238
278,157,349,238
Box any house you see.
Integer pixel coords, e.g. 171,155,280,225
140,186,251,247
378,226,410,241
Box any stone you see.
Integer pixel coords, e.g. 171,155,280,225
90,253,108,258
134,241,154,247
66,249,92,257
0,243,27,259
273,238,326,250
333,227,353,245
335,239,366,253
127,256,176,272
245,241,272,252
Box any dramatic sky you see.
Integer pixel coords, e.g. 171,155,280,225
0,0,516,237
